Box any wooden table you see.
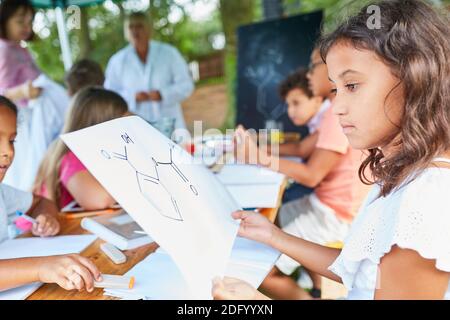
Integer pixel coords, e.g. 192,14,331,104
27,216,158,300
27,182,287,300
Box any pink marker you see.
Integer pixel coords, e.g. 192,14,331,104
14,211,37,232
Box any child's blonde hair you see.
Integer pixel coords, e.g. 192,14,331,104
34,87,128,206
320,0,449,196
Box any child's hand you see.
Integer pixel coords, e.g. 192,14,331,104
212,277,263,300
232,210,279,246
32,213,60,237
233,126,259,165
23,80,42,100
37,254,102,292
135,91,150,103
147,90,162,101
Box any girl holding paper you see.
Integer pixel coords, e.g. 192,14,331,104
214,0,450,300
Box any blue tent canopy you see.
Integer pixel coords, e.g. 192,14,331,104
31,0,109,8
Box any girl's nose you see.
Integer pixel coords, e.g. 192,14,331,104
331,95,348,116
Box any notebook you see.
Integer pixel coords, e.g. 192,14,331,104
81,211,153,250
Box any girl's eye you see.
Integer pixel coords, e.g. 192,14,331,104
330,88,337,95
345,83,359,92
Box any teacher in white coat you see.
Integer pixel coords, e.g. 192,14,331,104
105,12,194,129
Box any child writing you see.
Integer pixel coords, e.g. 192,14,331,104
234,47,371,299
34,87,128,210
0,95,101,292
213,0,450,300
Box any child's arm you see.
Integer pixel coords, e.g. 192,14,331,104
0,254,102,292
277,132,318,159
27,195,60,237
66,171,116,211
4,80,41,102
234,210,342,282
374,246,450,299
234,128,342,187
262,147,344,188
212,211,342,300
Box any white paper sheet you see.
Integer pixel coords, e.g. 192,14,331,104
0,283,41,301
226,184,281,208
216,164,285,186
0,235,97,300
0,235,97,259
104,237,280,300
61,116,240,299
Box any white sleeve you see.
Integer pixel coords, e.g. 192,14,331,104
0,184,33,215
159,47,194,107
395,170,450,272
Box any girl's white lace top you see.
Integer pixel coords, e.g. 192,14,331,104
329,160,450,300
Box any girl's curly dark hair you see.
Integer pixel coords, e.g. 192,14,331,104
320,0,450,197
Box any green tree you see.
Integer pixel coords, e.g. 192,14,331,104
29,1,222,83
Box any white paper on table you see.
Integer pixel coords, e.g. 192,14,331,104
216,164,285,186
0,283,41,301
61,116,240,299
0,235,97,259
105,251,191,300
104,237,280,300
225,184,281,208
0,235,97,300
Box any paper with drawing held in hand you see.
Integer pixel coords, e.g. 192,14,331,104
61,116,240,299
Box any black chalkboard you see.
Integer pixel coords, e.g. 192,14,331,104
236,11,323,136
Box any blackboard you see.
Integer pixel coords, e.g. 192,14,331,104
236,11,323,136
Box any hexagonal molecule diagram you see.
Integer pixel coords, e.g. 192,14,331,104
100,132,198,222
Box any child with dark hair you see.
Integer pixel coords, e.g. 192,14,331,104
65,59,105,97
279,68,324,135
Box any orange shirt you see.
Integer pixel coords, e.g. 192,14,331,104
314,108,371,223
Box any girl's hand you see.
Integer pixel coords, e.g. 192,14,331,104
37,254,102,292
212,277,268,300
32,213,60,237
232,210,280,246
233,126,259,165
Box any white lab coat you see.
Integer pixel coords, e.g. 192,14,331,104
4,74,70,191
104,40,194,129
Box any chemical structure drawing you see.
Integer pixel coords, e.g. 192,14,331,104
100,132,198,222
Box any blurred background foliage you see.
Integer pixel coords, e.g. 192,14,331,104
25,0,449,127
